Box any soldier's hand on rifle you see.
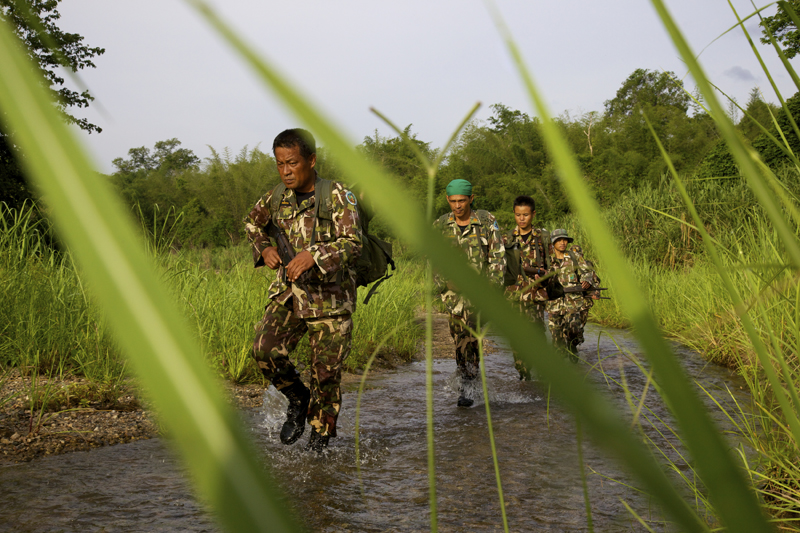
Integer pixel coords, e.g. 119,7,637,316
286,250,315,281
261,246,282,269
581,281,591,290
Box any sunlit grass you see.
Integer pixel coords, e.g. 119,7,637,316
2,0,799,530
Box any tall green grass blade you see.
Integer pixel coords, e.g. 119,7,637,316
486,0,772,530
477,326,509,533
189,1,738,531
354,323,408,495
648,0,800,443
753,1,800,93
644,110,788,528
575,418,594,532
369,102,486,533
729,1,800,149
710,81,800,169
0,14,299,533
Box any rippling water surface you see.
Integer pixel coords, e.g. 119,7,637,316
0,325,748,532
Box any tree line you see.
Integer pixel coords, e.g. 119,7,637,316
1,0,798,251
101,66,793,247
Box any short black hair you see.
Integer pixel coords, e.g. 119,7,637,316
513,195,535,212
273,128,316,159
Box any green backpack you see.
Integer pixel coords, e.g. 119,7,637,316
270,178,395,304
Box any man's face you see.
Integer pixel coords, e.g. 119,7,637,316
514,205,534,231
554,238,569,252
447,194,473,219
275,145,316,193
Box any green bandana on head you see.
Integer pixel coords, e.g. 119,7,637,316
446,179,473,196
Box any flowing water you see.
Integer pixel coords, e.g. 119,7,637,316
0,324,749,532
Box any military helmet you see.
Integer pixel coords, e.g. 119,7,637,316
551,228,574,243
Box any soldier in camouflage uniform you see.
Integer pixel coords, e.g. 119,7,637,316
433,179,505,407
546,229,595,363
502,195,551,380
244,129,361,452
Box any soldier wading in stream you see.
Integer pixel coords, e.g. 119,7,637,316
502,195,551,381
433,178,505,407
244,128,361,452
546,229,596,363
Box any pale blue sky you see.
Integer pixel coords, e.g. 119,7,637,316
57,0,793,173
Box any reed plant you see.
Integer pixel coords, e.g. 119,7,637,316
1,0,798,531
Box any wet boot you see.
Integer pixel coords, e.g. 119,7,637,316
279,380,310,445
567,339,580,364
306,429,330,453
457,378,474,407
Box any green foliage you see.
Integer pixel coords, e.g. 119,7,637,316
760,0,800,59
0,0,104,208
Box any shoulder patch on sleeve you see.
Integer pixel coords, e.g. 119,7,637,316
345,190,358,206
493,221,499,231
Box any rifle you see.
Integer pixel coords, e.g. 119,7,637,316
264,219,315,301
522,266,548,279
562,285,611,300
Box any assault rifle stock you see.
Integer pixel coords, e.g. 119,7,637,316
264,219,315,301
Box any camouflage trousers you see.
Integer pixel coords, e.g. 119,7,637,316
252,300,353,438
513,302,546,380
547,308,590,357
447,308,483,381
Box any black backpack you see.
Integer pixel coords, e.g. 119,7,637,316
270,178,395,304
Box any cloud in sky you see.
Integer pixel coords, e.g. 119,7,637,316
723,66,757,83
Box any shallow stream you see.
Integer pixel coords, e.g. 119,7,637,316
0,324,749,532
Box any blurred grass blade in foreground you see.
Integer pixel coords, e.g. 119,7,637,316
484,0,772,531
0,14,299,533
189,1,735,530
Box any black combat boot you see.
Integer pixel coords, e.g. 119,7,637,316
457,378,474,407
279,380,310,445
306,429,330,453
567,339,580,364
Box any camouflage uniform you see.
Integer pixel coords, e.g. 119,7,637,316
546,245,594,360
433,210,505,380
503,227,550,379
244,177,361,437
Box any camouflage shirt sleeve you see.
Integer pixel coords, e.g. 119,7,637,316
485,214,506,287
307,182,362,274
243,187,276,267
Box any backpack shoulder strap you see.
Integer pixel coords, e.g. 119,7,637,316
538,228,551,269
315,178,334,220
269,182,287,217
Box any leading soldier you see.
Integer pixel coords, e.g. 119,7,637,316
244,128,361,452
503,195,550,380
546,229,595,362
433,178,505,407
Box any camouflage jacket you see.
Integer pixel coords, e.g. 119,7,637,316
546,245,595,315
433,209,505,316
503,227,551,304
244,177,362,318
